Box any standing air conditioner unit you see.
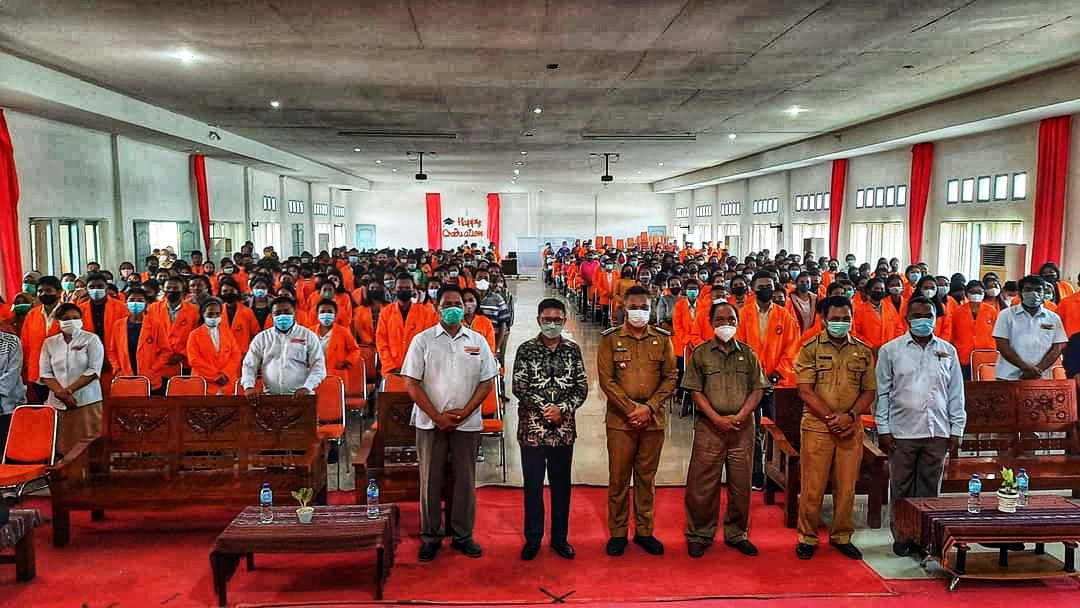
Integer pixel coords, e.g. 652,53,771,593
724,235,741,258
802,238,825,257
978,243,1027,282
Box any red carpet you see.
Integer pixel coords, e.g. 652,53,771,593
1,487,1076,607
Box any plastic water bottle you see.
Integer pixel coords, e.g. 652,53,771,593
967,474,982,514
1017,468,1030,508
259,482,274,524
366,477,380,519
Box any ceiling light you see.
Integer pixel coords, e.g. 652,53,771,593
520,151,528,155
636,171,643,175
269,100,281,109
514,161,525,166
533,107,543,114
392,168,398,172
513,169,520,175
728,133,737,140
375,159,383,164
657,161,664,167
174,50,197,63
582,132,696,142
785,105,805,117
353,148,361,152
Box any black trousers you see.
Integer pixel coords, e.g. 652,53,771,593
521,444,574,545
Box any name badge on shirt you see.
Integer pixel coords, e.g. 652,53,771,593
289,338,305,344
464,346,481,356
934,351,950,359
1040,323,1054,330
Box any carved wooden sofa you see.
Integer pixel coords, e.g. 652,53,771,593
942,380,1080,495
49,395,327,547
761,388,889,529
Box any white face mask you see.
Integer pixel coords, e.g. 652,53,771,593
986,287,1001,298
59,318,83,335
464,302,477,315
714,325,737,342
475,279,490,291
626,309,651,328
203,316,221,329
968,293,984,304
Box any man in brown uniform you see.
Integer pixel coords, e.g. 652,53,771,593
598,285,677,557
794,296,877,561
682,301,767,558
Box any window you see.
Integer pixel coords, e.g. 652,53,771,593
848,222,904,266
856,189,865,209
792,223,828,254
58,220,81,275
794,191,830,213
937,221,1025,279
287,199,305,214
209,222,246,255
718,201,741,216
332,205,346,218
946,179,960,204
1012,172,1027,199
752,197,779,214
875,187,886,207
896,185,907,207
692,223,713,245
675,207,690,218
252,222,281,253
976,176,992,202
291,223,305,256
29,220,56,275
993,174,1009,200
262,195,278,212
312,202,329,216
749,224,780,252
961,178,975,202
84,222,101,268
695,204,713,218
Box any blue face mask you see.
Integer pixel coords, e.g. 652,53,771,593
686,289,699,299
273,314,295,331
126,301,146,314
1021,291,1043,308
796,283,810,294
826,321,851,338
440,306,465,326
252,288,268,298
318,312,336,327
909,317,936,337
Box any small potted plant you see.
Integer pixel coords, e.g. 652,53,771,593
997,467,1019,513
291,488,315,524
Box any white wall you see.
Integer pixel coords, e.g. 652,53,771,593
206,158,246,223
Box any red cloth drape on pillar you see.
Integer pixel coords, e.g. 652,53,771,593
828,159,847,259
0,110,22,300
1030,116,1072,272
486,193,501,253
908,143,934,264
191,155,212,259
426,193,443,250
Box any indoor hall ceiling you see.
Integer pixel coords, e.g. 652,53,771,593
0,0,1078,186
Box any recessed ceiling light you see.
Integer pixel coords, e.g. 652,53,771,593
520,151,528,155
353,147,361,152
375,159,383,164
728,133,737,140
657,161,664,167
269,100,281,109
392,168,398,172
533,106,543,114
785,105,805,117
902,64,915,70
174,50,198,63
636,170,643,175
513,169,520,175
514,161,525,166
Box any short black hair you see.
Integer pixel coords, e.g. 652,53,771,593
818,295,853,316
270,295,296,310
905,296,936,317
125,287,147,300
37,275,61,291
199,296,224,315
316,298,338,313
1018,275,1046,292
624,285,650,300
436,283,463,305
461,287,481,302
52,302,82,319
395,272,416,285
85,272,108,286
709,300,737,321
537,298,566,316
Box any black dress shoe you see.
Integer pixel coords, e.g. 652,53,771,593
418,541,441,562
606,536,628,556
633,535,665,555
892,541,913,557
687,543,707,558
795,542,816,560
521,542,540,561
551,542,575,560
830,541,863,560
724,539,759,556
451,539,483,558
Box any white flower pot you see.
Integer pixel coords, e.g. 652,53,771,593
996,490,1018,513
296,506,314,524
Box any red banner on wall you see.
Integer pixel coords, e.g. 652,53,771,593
0,110,23,300
908,143,933,264
486,193,500,253
1030,116,1071,272
426,193,443,250
191,155,212,259
828,159,847,259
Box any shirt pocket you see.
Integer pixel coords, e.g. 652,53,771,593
814,358,834,383
845,358,868,385
613,351,632,363
287,345,308,366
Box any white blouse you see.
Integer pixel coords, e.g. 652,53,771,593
38,331,105,409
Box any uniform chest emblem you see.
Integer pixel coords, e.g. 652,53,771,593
618,362,627,369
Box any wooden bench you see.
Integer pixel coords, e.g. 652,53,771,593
761,387,889,529
942,380,1079,495
0,508,42,582
49,395,327,547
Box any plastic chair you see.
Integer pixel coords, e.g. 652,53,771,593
1051,366,1067,380
110,376,151,397
0,405,59,498
969,350,998,373
975,363,997,382
165,376,208,396
315,376,347,487
381,374,409,393
479,379,507,482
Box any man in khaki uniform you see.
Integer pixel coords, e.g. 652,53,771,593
794,295,876,561
682,301,767,558
598,285,677,557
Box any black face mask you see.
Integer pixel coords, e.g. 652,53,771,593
220,292,239,304
166,291,183,304
396,289,414,303
38,293,58,306
731,286,747,297
870,291,886,302
669,287,681,296
754,287,774,303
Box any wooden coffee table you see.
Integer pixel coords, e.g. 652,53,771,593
210,504,399,606
894,495,1080,590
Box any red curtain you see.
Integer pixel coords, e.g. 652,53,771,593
486,193,501,253
908,143,934,264
191,155,212,259
426,193,443,250
0,110,22,300
1030,116,1072,272
828,159,847,259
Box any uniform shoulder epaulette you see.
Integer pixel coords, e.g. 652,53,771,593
653,326,672,336
600,326,619,336
850,335,871,349
800,333,820,347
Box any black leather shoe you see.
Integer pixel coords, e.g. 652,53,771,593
418,541,441,562
606,536,628,556
551,542,575,560
795,542,816,560
725,539,760,556
633,535,665,555
687,543,707,558
451,539,483,558
521,542,540,561
892,541,913,557
830,541,863,560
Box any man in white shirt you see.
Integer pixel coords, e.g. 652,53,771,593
993,275,1068,380
875,296,966,557
402,284,498,563
241,297,326,397
0,326,25,451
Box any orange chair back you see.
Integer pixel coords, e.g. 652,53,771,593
166,376,207,396
1052,366,1067,380
975,363,997,381
382,374,409,393
315,376,345,425
357,344,378,383
969,350,998,371
111,376,151,397
481,380,500,417
3,405,58,465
